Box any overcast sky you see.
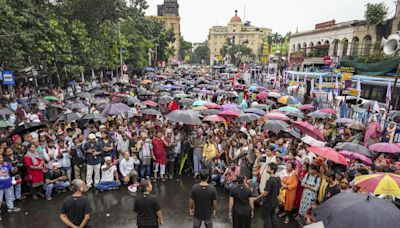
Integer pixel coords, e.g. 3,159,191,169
145,0,397,43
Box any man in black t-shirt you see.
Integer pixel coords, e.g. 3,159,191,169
229,175,254,228
323,170,341,202
133,180,163,228
189,169,217,228
255,163,281,228
60,179,92,228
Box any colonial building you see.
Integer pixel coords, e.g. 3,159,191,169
208,11,272,65
153,0,181,59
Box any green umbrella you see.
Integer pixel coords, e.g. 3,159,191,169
44,96,59,101
179,152,189,175
0,120,14,128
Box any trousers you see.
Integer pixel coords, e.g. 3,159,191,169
86,163,101,186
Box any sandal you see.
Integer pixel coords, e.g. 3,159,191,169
284,216,290,224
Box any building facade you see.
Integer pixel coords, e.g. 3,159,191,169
208,11,272,65
154,0,181,59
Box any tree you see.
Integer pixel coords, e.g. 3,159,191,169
272,32,283,44
191,44,209,64
365,2,388,25
179,37,192,61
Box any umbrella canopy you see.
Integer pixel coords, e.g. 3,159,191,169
143,100,158,107
278,106,300,112
179,98,194,106
359,100,386,110
320,108,337,114
282,128,301,139
292,121,324,141
346,122,366,131
192,100,208,107
12,122,47,135
235,113,260,123
308,111,329,119
0,108,14,115
217,110,241,118
335,142,372,157
299,104,314,111
256,91,268,100
335,118,354,124
44,96,59,101
64,103,86,110
286,111,305,119
82,113,106,120
339,150,373,165
245,108,266,116
165,110,202,125
76,92,91,99
268,92,281,99
369,143,400,154
158,95,173,104
265,113,290,121
0,120,14,128
56,112,83,122
315,192,400,228
204,103,221,109
301,135,325,147
102,103,131,115
192,106,207,111
251,104,269,110
174,93,188,99
307,146,348,166
201,109,220,116
203,115,226,122
277,95,300,105
263,120,289,132
355,173,400,196
221,104,237,111
141,109,162,116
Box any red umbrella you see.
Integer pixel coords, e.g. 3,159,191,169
143,100,158,107
203,115,226,122
256,91,268,100
265,113,290,121
320,109,337,114
339,150,373,165
205,103,221,109
218,110,241,118
308,146,348,166
369,143,400,154
299,104,314,111
292,121,324,141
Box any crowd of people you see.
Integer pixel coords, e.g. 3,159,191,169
0,71,399,228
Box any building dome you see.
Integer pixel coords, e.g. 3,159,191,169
230,10,242,23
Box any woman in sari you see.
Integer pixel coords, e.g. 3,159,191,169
24,143,45,199
280,162,299,224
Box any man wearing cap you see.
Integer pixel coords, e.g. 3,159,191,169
83,133,102,189
43,162,70,200
94,156,120,191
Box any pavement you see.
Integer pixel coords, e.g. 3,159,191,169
0,176,299,228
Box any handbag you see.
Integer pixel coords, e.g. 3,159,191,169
278,188,287,205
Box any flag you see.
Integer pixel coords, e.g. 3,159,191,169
311,79,315,95
334,74,339,96
373,100,380,113
319,75,323,91
291,73,295,83
386,81,392,109
356,78,361,101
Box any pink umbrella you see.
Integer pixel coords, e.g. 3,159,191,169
256,91,268,100
265,113,290,121
221,104,237,111
203,115,226,122
299,104,314,111
218,110,241,118
339,150,373,165
308,146,348,166
143,100,158,107
369,143,400,154
205,103,221,109
292,121,324,141
320,109,337,114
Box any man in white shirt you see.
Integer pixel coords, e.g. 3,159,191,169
94,156,120,191
119,151,140,189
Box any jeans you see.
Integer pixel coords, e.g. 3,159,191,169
0,187,15,209
193,154,202,175
94,181,121,191
61,167,72,181
140,164,151,179
193,217,212,228
86,163,101,186
44,181,70,198
13,184,22,200
263,205,277,228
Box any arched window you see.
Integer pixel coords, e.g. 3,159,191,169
297,43,301,52
323,40,330,56
351,37,359,56
292,44,296,53
363,35,372,56
342,39,349,56
303,43,307,53
333,39,339,56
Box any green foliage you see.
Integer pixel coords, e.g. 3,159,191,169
179,37,192,61
191,44,209,64
365,2,388,25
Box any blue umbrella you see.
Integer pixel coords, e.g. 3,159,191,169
143,67,155,72
192,100,208,107
245,108,266,116
278,106,301,112
248,85,257,91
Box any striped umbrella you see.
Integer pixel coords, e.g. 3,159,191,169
355,173,400,196
277,95,300,105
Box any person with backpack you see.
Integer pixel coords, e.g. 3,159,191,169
298,164,321,217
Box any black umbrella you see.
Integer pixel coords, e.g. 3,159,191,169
286,111,305,119
245,108,266,116
11,122,47,135
235,113,260,123
64,103,86,110
335,142,373,157
179,98,194,106
141,109,162,116
166,110,202,125
262,120,289,132
315,192,400,228
76,92,91,99
0,108,14,115
82,113,106,120
308,111,329,119
201,109,220,116
158,95,173,104
56,112,83,122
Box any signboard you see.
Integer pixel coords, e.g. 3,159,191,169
122,64,128,72
2,70,14,85
339,66,356,73
323,56,332,66
315,20,336,29
342,89,350,95
342,73,353,81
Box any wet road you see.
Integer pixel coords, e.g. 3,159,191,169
1,176,298,228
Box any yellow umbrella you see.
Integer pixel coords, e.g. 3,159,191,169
354,173,400,196
192,106,207,111
141,80,153,85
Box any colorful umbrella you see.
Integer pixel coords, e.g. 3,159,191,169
248,85,257,91
278,106,301,112
217,110,241,118
256,91,268,100
141,79,153,85
292,121,324,141
355,173,400,196
203,115,226,122
265,113,290,121
102,103,131,115
143,100,158,107
307,146,348,166
369,143,400,154
192,100,208,107
277,95,300,105
320,108,337,114
339,150,373,165
192,106,207,111
44,96,59,101
301,135,325,147
221,104,237,111
204,103,221,109
299,104,314,111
